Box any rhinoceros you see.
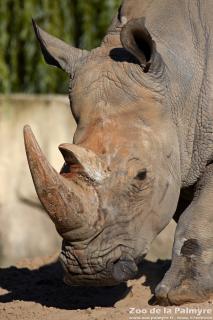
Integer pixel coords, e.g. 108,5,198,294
24,0,213,305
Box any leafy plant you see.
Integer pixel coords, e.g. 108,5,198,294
0,0,120,94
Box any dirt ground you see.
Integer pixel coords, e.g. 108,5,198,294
0,254,212,320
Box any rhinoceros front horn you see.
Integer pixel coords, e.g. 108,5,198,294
23,125,101,240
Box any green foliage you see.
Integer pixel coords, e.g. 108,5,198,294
0,0,120,94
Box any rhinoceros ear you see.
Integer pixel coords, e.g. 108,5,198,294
32,19,88,74
120,18,160,73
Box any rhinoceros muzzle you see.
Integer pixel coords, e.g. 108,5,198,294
23,125,108,240
60,253,138,286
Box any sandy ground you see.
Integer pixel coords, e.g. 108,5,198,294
0,254,212,320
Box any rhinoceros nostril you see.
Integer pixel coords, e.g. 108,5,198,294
112,258,138,282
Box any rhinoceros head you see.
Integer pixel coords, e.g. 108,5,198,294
24,16,181,285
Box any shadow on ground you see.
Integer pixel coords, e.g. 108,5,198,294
0,259,170,310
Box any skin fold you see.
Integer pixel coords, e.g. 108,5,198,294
24,0,213,305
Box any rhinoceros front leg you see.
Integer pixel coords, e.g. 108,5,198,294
155,164,213,305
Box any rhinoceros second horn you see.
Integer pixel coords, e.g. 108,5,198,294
59,143,109,183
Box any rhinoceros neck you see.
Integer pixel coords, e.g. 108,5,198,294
110,0,213,187
156,3,213,187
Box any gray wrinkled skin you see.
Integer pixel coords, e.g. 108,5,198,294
29,0,213,304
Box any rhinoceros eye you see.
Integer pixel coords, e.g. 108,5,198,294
134,169,147,181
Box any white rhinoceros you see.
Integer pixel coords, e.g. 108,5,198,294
24,0,213,305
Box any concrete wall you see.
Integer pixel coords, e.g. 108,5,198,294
0,95,76,266
0,94,176,266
